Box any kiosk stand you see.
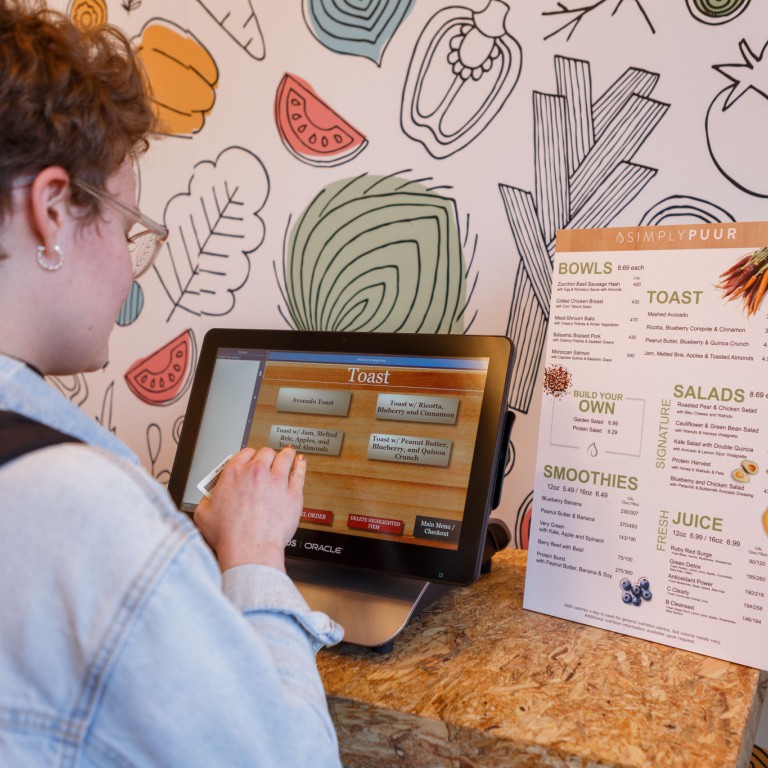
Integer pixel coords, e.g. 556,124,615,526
289,412,515,652
288,560,449,653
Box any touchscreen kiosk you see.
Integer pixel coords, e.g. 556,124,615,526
169,329,514,649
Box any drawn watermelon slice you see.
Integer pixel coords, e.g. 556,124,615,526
125,329,197,406
275,73,368,167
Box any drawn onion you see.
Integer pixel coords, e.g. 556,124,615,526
277,174,470,333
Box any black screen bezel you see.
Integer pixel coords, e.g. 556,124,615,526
168,329,513,585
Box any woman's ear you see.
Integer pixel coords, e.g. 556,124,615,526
28,166,72,251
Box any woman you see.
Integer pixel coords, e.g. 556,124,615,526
0,3,343,766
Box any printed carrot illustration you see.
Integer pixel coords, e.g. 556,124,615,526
716,246,768,316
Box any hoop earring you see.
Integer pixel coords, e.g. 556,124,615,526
36,244,64,271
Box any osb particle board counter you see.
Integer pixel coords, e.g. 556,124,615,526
317,548,766,768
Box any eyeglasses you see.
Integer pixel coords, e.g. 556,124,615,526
74,179,168,278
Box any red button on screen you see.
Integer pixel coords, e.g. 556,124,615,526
301,508,334,526
347,514,404,535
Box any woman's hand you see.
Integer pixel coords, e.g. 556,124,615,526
193,446,306,573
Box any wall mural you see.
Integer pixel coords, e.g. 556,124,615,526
52,0,768,753
500,55,668,413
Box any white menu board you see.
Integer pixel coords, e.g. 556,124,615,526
523,222,768,670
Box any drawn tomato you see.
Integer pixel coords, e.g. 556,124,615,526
705,39,768,197
134,19,218,138
125,330,197,406
275,74,368,166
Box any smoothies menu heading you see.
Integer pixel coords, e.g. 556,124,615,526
523,222,768,671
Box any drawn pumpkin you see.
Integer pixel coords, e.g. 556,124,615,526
134,19,218,138
67,0,107,30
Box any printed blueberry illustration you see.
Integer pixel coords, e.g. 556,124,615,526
401,0,522,158
620,576,652,606
303,0,415,65
706,39,768,198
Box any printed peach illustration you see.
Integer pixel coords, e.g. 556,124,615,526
134,19,218,138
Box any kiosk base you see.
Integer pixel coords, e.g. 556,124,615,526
287,559,449,652
287,518,511,652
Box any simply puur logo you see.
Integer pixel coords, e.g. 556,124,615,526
615,227,737,245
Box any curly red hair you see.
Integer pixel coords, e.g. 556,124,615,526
0,0,155,219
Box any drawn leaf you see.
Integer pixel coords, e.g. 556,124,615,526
154,146,270,320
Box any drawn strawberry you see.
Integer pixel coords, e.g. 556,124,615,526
705,39,768,197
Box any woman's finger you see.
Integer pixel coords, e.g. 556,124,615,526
288,453,306,493
227,446,257,466
267,445,297,476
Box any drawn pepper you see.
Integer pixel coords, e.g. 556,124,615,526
133,19,218,139
401,0,522,159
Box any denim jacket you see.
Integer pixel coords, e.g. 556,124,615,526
0,354,343,767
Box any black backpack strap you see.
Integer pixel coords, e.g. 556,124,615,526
0,410,81,467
